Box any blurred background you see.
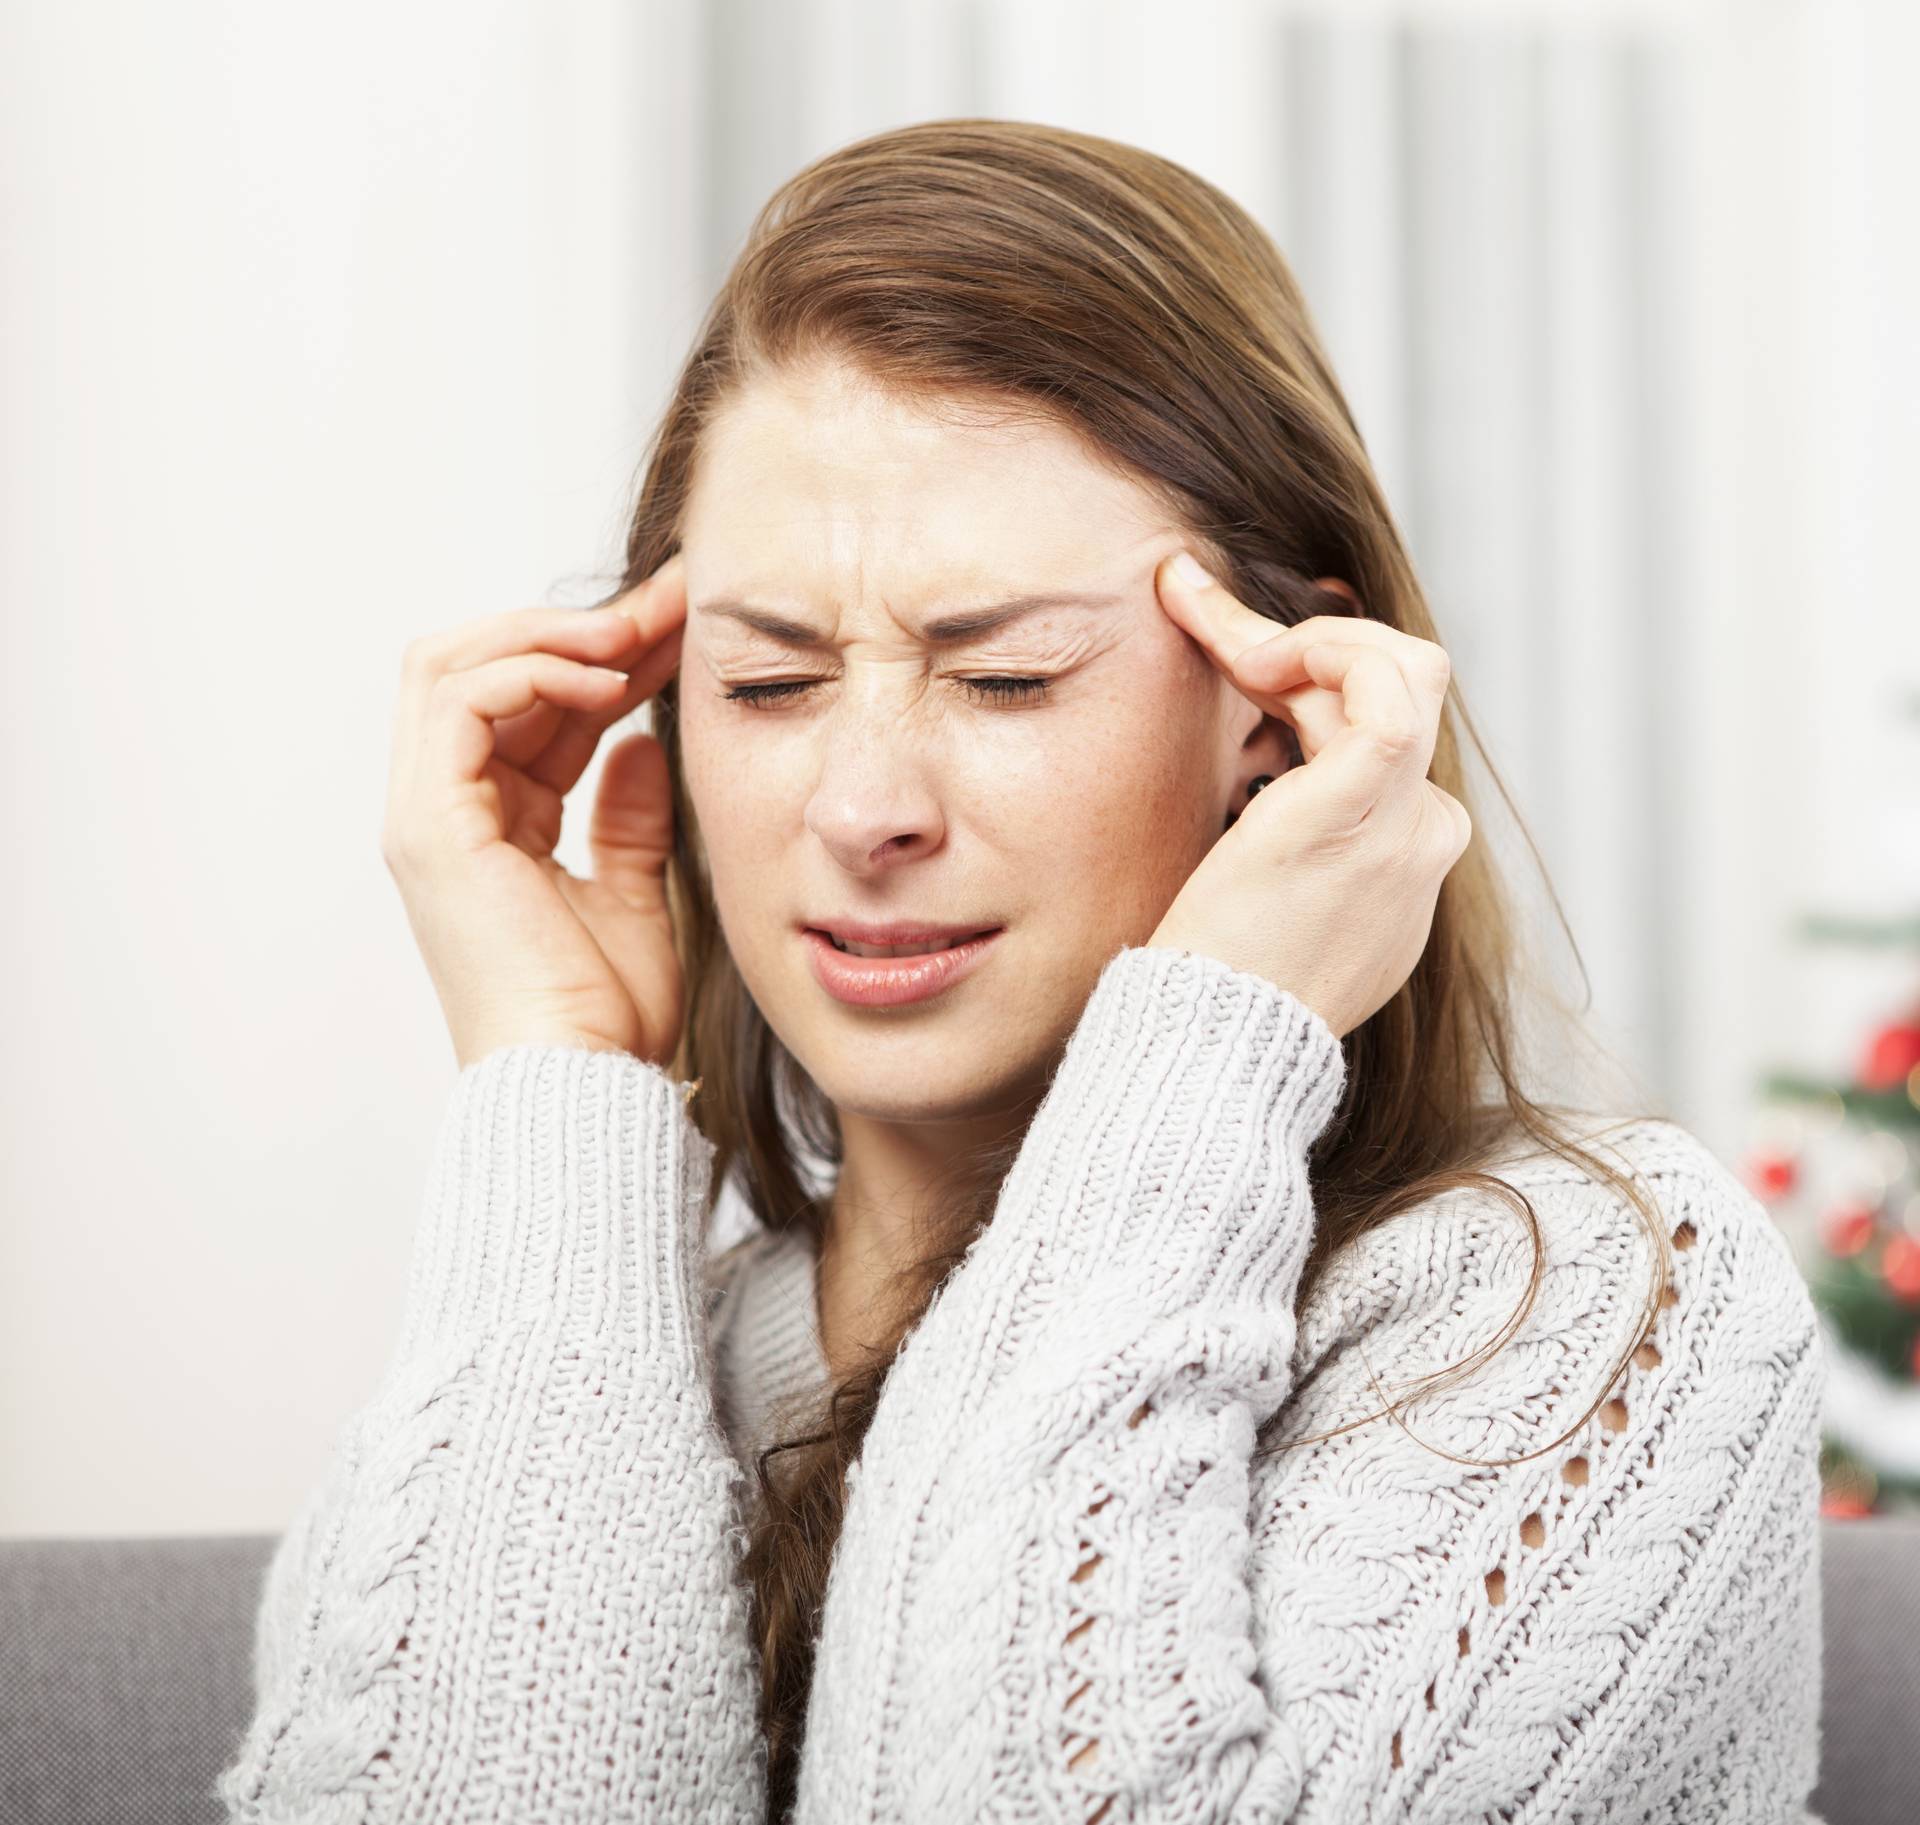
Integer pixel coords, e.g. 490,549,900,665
2,0,1916,1538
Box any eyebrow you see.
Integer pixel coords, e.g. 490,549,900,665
695,589,1127,647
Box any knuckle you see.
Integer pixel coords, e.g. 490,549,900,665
1427,784,1473,850
400,636,434,681
1368,720,1420,766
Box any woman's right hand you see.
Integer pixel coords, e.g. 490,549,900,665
380,553,691,1073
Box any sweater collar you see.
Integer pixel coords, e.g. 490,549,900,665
713,1224,834,1467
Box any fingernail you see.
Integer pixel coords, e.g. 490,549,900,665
1170,550,1214,589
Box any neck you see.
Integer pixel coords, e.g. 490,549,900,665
813,1090,1041,1381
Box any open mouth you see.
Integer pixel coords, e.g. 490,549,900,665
819,930,998,958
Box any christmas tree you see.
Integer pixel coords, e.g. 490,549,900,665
1742,911,1920,1518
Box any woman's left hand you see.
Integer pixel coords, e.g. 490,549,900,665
1144,550,1472,1040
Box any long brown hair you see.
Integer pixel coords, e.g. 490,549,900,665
597,118,1673,1818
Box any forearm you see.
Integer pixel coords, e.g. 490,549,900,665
217,1044,766,1823
795,946,1346,1822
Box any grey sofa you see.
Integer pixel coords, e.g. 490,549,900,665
2,1520,1917,1823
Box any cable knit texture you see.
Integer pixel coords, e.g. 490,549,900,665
214,944,1826,1823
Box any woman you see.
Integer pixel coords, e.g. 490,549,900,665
217,120,1825,1823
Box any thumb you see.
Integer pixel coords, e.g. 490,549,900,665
588,729,675,912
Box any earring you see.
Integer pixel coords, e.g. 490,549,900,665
1223,775,1277,831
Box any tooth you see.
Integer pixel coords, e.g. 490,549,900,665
837,936,964,958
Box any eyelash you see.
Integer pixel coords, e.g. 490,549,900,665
721,675,1054,709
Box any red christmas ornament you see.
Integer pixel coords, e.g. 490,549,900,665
1745,1149,1799,1202
1821,1200,1879,1257
1859,1017,1920,1092
1881,1234,1920,1302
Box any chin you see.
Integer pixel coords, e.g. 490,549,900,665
790,1013,1043,1125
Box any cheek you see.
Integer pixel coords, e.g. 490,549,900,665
961,672,1219,877
677,685,762,830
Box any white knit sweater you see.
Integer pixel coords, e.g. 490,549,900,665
215,944,1827,1822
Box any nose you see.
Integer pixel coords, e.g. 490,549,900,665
800,679,949,874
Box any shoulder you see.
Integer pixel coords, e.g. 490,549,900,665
1481,1114,1813,1325
1287,1114,1819,1451
1307,1112,1809,1316
1254,1115,1826,1818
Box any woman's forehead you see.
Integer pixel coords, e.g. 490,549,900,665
683,366,1175,590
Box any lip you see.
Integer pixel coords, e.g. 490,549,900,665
801,925,1004,1007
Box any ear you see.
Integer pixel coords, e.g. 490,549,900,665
1313,575,1361,610
1221,706,1299,830
1231,704,1301,784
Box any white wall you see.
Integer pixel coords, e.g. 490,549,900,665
4,0,1913,1537
0,0,709,1534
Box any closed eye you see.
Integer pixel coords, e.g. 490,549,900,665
722,675,1054,709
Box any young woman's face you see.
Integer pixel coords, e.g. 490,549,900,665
675,355,1263,1125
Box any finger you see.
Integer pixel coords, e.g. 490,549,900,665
588,729,675,914
1234,621,1449,784
393,554,688,800
601,549,690,647
1426,779,1475,858
427,653,635,790
1268,676,1346,766
1155,550,1310,676
525,618,686,796
413,550,685,677
484,617,680,778
412,602,642,682
518,553,689,788
1154,553,1328,770
1233,613,1450,710
1155,554,1420,766
1271,642,1430,826
392,609,637,811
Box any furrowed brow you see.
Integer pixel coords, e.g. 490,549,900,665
696,589,1125,647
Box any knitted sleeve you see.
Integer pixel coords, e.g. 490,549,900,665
791,944,1826,1823
213,1044,766,1824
